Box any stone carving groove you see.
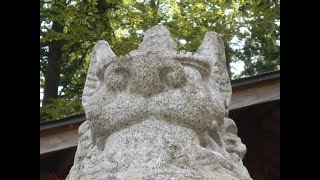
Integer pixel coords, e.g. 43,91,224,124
67,25,252,180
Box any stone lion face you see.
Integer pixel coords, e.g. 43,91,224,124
86,53,225,144
67,26,251,180
81,26,233,151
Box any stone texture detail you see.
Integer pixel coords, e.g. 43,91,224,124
67,25,252,180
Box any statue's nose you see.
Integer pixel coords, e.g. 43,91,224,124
129,60,187,97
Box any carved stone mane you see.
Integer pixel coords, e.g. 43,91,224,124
67,25,252,180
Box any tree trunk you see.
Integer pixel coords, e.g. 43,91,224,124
95,0,115,43
150,0,159,25
42,21,64,105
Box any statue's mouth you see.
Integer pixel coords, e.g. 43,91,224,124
88,88,224,139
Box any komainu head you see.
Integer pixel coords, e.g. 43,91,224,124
67,25,252,180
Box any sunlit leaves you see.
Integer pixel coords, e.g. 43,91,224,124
40,0,280,121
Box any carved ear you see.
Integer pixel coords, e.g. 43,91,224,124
82,40,117,112
195,32,232,111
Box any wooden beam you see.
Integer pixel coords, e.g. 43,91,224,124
40,123,81,155
230,78,279,110
40,113,86,131
40,72,280,155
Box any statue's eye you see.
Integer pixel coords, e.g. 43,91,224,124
174,58,210,81
104,65,130,91
160,65,186,88
183,66,203,82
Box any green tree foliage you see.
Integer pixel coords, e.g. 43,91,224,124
40,0,280,121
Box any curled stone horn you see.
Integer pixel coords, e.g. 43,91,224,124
82,40,117,114
195,32,232,112
175,31,232,115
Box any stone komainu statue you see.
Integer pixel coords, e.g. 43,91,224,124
66,25,252,180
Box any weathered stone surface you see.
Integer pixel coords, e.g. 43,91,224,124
67,25,252,180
